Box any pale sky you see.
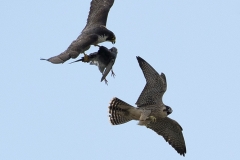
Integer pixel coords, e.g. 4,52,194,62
1,0,240,159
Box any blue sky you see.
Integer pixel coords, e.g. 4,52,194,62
1,0,240,159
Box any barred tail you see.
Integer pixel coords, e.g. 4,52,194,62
108,97,134,125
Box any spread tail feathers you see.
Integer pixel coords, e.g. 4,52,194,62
108,97,134,125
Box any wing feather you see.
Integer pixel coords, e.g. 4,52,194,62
83,0,114,31
43,35,98,64
101,59,115,82
147,117,186,156
136,56,167,107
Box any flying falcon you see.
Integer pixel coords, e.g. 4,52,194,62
70,46,117,85
108,56,186,156
41,0,116,64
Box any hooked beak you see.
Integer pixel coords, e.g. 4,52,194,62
111,37,116,44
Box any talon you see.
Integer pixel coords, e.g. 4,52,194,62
111,70,115,78
148,116,156,123
83,53,89,62
94,44,100,47
104,79,108,85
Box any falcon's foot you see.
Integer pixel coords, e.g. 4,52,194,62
104,79,108,85
147,116,156,123
111,70,116,78
82,53,89,63
94,44,100,47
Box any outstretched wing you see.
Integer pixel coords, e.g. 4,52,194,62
83,0,114,31
147,117,186,156
41,35,98,64
135,56,167,107
101,59,115,82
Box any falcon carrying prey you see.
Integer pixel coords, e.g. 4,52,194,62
70,46,118,85
108,56,186,156
41,0,116,64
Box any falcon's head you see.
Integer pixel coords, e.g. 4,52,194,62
106,31,116,44
164,105,173,115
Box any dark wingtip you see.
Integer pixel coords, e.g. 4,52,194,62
40,57,65,64
176,146,186,156
181,149,186,156
136,56,147,67
136,56,146,62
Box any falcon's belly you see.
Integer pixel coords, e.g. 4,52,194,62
138,104,167,119
97,34,108,43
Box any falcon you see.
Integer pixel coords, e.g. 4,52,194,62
70,46,117,85
108,56,186,156
41,0,116,64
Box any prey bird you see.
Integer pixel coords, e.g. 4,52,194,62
108,56,186,156
70,46,117,85
41,0,116,64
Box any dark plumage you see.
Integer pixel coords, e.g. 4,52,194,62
70,46,118,84
41,0,116,64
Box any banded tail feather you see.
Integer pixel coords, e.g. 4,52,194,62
108,97,133,125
